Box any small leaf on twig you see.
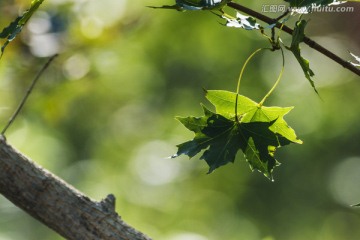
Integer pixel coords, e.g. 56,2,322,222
287,19,317,93
222,12,261,30
349,52,360,67
148,0,231,11
0,0,44,57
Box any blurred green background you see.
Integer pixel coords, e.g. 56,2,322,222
1,0,360,239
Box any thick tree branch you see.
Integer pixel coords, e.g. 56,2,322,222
227,2,360,77
0,135,152,240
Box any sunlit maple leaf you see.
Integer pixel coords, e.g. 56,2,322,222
173,90,302,180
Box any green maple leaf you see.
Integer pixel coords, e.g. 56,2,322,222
174,90,302,180
288,19,317,93
0,0,44,57
205,90,302,143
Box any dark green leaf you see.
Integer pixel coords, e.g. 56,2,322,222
0,17,22,39
148,0,231,11
0,0,44,57
288,19,317,93
147,5,183,11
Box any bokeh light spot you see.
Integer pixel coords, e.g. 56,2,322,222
167,232,208,240
131,140,182,186
63,54,90,80
328,156,360,206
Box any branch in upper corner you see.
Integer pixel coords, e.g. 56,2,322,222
226,2,360,78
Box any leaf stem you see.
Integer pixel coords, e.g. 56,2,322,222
226,2,360,77
259,48,285,106
1,54,58,136
236,48,263,94
235,48,264,122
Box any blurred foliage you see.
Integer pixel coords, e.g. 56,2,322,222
0,0,360,240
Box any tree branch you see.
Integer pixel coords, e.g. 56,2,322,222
1,55,58,135
0,135,152,240
227,2,360,77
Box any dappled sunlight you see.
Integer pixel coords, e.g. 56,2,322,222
130,140,184,186
329,157,360,206
317,211,360,240
73,0,127,28
23,11,64,57
27,11,52,34
28,33,60,57
80,16,104,39
63,53,90,80
6,122,71,171
166,232,208,240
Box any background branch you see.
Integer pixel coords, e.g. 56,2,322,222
0,136,152,240
1,55,58,135
227,2,360,77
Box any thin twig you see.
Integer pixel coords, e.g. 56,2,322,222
226,2,360,77
273,9,290,23
1,54,58,135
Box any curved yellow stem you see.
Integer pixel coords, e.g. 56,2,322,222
235,48,267,122
236,48,264,95
259,47,285,106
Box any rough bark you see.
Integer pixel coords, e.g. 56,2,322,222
0,135,152,240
